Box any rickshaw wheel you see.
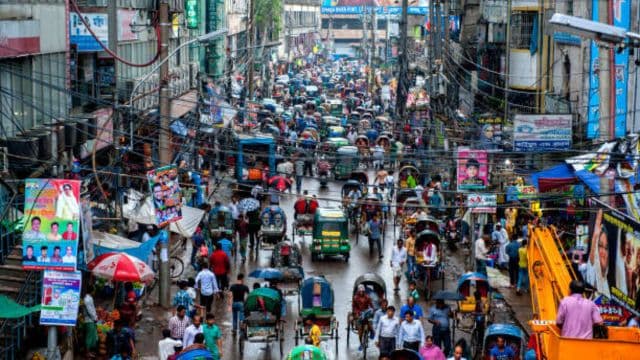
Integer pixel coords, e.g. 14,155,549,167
344,253,350,262
334,320,340,354
346,314,351,346
238,331,245,356
279,330,284,357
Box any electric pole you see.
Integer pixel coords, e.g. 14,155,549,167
370,7,376,93
428,0,435,97
597,0,614,204
395,0,409,126
247,0,255,100
362,9,369,61
158,0,171,308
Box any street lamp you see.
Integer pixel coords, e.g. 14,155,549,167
549,13,627,45
128,29,228,109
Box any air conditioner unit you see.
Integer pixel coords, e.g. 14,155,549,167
0,147,8,174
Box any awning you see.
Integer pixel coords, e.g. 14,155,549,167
530,164,576,192
170,90,198,119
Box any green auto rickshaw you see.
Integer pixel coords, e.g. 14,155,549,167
287,345,327,360
334,145,359,180
327,98,344,117
311,208,350,262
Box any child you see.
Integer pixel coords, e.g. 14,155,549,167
305,314,322,347
408,281,420,302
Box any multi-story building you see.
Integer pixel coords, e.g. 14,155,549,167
283,0,321,61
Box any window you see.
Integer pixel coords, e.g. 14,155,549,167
510,12,536,49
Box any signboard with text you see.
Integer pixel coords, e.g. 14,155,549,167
70,13,108,52
147,165,183,227
467,193,497,213
40,270,82,326
513,114,572,151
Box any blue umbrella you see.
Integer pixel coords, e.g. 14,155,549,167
238,197,261,213
249,267,284,280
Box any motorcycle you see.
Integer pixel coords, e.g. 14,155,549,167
317,158,331,188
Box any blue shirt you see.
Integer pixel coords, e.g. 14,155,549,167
427,305,451,330
399,304,424,320
490,345,515,360
172,289,194,311
506,241,520,260
368,219,381,239
217,239,233,259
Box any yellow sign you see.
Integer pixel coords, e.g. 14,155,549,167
530,201,541,215
322,211,343,218
321,231,341,237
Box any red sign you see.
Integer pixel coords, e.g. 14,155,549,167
0,20,41,58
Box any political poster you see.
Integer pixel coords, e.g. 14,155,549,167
586,200,640,318
40,270,82,326
476,115,502,151
147,165,183,227
457,148,488,191
22,179,80,271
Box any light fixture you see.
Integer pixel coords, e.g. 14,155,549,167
549,13,626,45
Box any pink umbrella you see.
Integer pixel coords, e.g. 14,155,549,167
87,252,155,283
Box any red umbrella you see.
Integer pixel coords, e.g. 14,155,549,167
268,175,292,192
87,252,155,283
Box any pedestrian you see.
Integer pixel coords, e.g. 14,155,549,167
405,229,416,276
374,305,399,360
229,194,240,237
167,342,183,360
173,280,197,318
237,214,249,262
176,333,213,359
400,296,424,320
408,281,420,302
83,284,99,357
209,245,230,291
182,315,203,347
516,239,529,295
475,234,490,276
447,344,468,360
158,329,182,360
488,336,515,360
505,234,520,288
391,239,407,293
556,280,603,339
294,154,305,194
373,298,389,330
492,223,508,269
427,299,453,356
217,235,234,260
168,305,191,340
367,214,383,259
195,261,219,313
398,311,424,352
419,335,446,360
247,209,261,252
191,227,205,271
202,313,222,359
108,320,136,358
229,273,250,335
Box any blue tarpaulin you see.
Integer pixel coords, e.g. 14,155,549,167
530,163,575,192
93,236,159,264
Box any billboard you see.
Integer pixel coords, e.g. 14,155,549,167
40,270,82,326
586,200,640,319
476,115,502,151
467,193,497,214
23,179,80,271
320,0,428,15
586,0,630,139
513,114,572,151
70,13,108,52
457,148,488,191
147,165,183,227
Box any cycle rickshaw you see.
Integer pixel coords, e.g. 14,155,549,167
394,189,417,227
292,196,318,242
270,241,304,296
239,287,285,357
209,205,234,239
342,180,364,233
260,205,287,248
346,273,386,359
454,272,492,356
412,229,444,300
294,276,339,354
476,323,525,360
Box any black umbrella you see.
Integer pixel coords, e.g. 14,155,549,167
431,290,464,301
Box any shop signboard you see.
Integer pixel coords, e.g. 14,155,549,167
467,193,496,214
70,13,108,52
147,165,183,227
513,114,572,151
587,199,640,318
22,179,80,271
320,0,428,15
456,148,488,191
40,270,82,326
185,0,199,29
587,0,630,139
506,185,537,202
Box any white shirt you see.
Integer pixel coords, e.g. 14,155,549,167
229,202,239,220
375,315,400,340
398,320,425,346
447,357,467,360
182,324,203,347
391,246,407,268
475,238,489,260
158,337,181,360
195,269,219,296
62,255,76,263
422,243,438,265
83,294,98,322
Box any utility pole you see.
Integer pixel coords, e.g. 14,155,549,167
395,0,409,126
504,0,511,123
362,8,369,61
158,0,171,308
226,46,233,102
247,0,255,100
107,0,118,97
385,14,390,63
428,0,436,97
370,7,376,93
597,0,613,204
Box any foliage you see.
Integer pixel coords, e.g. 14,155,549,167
253,0,283,37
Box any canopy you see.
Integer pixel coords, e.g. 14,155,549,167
123,189,205,237
0,295,40,318
530,163,576,192
245,287,281,314
300,276,334,310
457,272,489,289
287,345,327,360
87,252,155,283
91,231,159,264
485,323,524,339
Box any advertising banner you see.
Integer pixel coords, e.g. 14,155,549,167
476,114,502,151
505,185,537,202
320,0,428,15
40,270,82,326
513,114,572,151
147,165,183,227
457,148,488,191
70,13,108,52
466,194,497,214
23,179,80,271
587,200,640,317
587,0,630,139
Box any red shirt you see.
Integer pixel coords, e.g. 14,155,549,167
294,199,308,214
209,250,230,276
309,200,319,214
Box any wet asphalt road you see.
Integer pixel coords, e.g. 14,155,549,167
213,170,473,360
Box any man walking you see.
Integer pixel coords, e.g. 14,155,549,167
368,214,383,259
506,234,520,288
229,273,250,335
182,315,203,347
195,261,219,314
398,311,425,352
475,234,489,276
294,154,305,194
168,305,191,341
517,239,529,294
209,245,230,292
428,299,453,356
391,239,407,293
375,305,399,360
492,223,508,269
